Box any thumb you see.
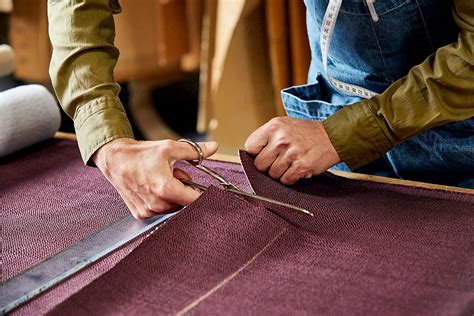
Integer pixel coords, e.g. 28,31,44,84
174,140,219,161
198,141,218,158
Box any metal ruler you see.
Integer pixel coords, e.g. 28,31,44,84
0,212,175,314
321,0,378,99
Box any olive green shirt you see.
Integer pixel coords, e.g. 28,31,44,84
48,0,474,168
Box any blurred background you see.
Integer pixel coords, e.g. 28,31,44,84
0,0,311,155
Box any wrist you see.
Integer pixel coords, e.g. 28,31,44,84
91,137,136,169
314,121,341,167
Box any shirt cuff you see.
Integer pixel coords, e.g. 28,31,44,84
322,100,395,170
74,96,134,165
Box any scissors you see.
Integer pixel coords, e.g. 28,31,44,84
178,139,314,217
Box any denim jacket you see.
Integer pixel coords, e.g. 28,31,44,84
282,0,474,186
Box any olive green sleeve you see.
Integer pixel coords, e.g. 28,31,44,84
323,0,474,170
48,0,134,164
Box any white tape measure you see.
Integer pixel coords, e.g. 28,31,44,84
320,0,378,99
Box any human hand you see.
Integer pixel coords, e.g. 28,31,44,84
244,117,341,185
92,138,218,219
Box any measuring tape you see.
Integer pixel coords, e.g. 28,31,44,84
320,0,378,99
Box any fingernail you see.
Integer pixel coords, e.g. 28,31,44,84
205,141,218,151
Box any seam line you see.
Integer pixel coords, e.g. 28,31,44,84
414,0,435,50
176,228,288,315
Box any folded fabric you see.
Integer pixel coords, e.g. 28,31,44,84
50,152,474,315
0,84,60,157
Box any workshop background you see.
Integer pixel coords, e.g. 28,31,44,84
0,0,311,155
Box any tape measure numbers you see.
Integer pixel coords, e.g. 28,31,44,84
320,0,378,99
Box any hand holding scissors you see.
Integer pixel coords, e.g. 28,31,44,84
179,139,314,217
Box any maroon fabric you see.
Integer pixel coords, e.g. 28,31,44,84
1,139,246,314
50,152,474,315
1,139,129,281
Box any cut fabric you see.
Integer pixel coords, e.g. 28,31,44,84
50,152,474,315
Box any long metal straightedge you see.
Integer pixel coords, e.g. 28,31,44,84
1,212,176,314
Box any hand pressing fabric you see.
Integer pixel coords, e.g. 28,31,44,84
92,138,218,219
245,117,341,185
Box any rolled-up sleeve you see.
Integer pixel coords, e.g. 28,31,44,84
323,0,474,170
48,0,134,164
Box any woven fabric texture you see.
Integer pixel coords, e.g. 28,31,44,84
1,139,129,281
1,139,244,315
51,152,474,315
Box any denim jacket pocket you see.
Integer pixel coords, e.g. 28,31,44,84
281,79,345,121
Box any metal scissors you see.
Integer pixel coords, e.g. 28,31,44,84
178,139,314,217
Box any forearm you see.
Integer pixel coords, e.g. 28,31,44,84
324,1,474,169
48,0,133,164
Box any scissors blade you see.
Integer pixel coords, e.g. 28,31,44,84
225,187,314,217
181,179,313,217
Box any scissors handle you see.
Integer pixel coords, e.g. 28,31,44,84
178,139,240,190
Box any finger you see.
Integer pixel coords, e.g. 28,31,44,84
145,191,183,215
155,203,182,215
128,192,166,219
280,165,301,185
173,168,206,193
125,187,174,218
267,155,292,180
173,141,218,161
138,208,159,219
253,144,280,172
198,141,218,158
160,177,202,206
146,198,174,213
244,124,271,155
173,168,192,181
120,191,155,220
117,190,143,219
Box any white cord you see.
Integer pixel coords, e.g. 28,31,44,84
365,0,379,22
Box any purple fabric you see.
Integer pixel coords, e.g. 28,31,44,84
50,151,474,315
1,139,129,281
1,139,245,314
